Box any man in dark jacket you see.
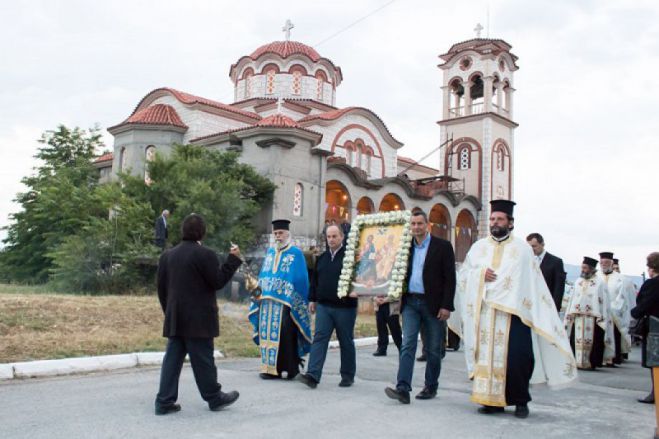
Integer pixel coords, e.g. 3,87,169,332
526,233,566,311
385,210,456,404
155,213,242,415
299,225,359,388
154,209,170,250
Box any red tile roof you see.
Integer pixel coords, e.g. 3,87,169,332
299,107,402,146
256,113,301,128
250,41,321,62
125,104,188,128
94,152,113,163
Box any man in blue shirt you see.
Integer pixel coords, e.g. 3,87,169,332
385,210,456,404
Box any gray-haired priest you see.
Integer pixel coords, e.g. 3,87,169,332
249,219,312,380
449,200,577,419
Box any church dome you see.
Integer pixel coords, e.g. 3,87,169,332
250,41,321,62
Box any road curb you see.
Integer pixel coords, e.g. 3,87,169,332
0,337,384,381
1,350,225,381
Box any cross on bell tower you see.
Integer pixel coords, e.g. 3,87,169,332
474,23,484,38
282,19,294,41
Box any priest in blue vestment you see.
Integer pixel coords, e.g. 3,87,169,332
249,219,312,379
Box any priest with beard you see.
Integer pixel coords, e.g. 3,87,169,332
249,219,312,380
449,200,576,419
598,252,634,365
564,257,615,370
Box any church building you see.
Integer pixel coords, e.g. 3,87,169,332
95,29,518,261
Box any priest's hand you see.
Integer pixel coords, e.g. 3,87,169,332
374,295,386,305
484,268,497,282
309,302,316,314
437,308,451,320
348,292,358,298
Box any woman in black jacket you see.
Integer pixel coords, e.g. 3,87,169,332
630,252,659,404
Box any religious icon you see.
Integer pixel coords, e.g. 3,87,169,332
339,211,413,297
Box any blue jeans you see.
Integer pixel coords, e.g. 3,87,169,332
306,304,357,382
396,294,445,392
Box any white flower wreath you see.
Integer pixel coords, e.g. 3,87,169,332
337,210,413,300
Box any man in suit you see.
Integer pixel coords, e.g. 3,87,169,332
385,210,456,404
526,233,566,311
155,213,242,415
155,209,170,250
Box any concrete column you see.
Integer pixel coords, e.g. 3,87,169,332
463,82,472,116
506,86,515,119
484,76,494,113
441,86,450,119
496,83,504,114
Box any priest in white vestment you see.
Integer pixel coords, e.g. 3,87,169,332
449,200,577,419
598,252,634,364
564,257,614,369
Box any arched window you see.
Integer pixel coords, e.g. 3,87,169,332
315,71,327,100
292,71,302,95
346,147,353,166
293,183,303,217
243,69,253,99
365,149,372,177
119,147,127,172
496,147,504,171
266,69,276,94
459,146,471,170
144,145,156,184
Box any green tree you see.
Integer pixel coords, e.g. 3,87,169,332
0,125,105,283
122,144,276,252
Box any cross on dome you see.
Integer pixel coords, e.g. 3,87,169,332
474,23,484,38
282,19,294,41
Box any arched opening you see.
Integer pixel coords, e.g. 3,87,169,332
144,145,156,184
455,209,478,262
325,180,352,223
356,196,374,215
469,73,484,114
379,193,405,212
429,204,451,241
449,78,464,117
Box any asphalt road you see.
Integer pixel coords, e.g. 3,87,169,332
1,345,654,438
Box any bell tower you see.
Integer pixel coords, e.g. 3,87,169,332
438,37,519,237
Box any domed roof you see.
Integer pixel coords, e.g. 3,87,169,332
249,40,321,61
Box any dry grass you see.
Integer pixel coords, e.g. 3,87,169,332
0,284,378,363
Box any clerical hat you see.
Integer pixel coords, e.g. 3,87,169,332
271,219,291,231
583,257,598,268
490,199,516,216
613,258,619,264
599,251,614,260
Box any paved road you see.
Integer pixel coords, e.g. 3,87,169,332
1,346,654,438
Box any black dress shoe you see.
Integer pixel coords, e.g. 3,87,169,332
373,350,387,357
298,373,318,389
415,387,437,400
385,387,410,404
339,378,354,387
638,392,655,404
477,405,504,415
416,354,427,362
155,403,181,416
209,390,240,411
259,372,279,379
514,404,529,418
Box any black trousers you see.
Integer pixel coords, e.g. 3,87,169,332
569,323,605,368
275,306,301,378
155,337,222,409
505,315,535,406
375,303,402,352
613,326,623,364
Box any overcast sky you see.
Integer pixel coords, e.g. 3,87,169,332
0,0,657,277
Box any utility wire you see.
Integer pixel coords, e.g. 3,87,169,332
313,0,397,47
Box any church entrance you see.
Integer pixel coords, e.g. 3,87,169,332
325,180,352,223
429,203,451,241
356,196,375,215
379,193,405,212
455,209,477,262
